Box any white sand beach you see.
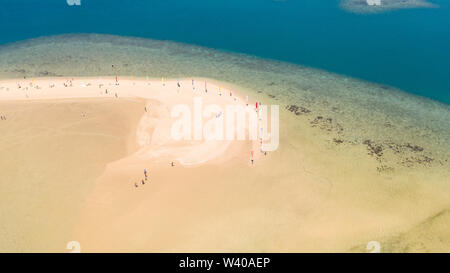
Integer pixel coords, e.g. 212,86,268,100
1,76,449,252
0,77,267,251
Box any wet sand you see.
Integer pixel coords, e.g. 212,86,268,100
0,96,144,251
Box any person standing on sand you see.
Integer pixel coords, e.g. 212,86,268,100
141,179,145,185
134,183,138,188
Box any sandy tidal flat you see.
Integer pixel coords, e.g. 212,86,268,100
0,77,264,251
0,74,449,252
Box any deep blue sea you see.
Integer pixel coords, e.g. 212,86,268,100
0,0,449,104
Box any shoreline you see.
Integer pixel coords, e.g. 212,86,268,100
1,33,449,107
0,33,449,251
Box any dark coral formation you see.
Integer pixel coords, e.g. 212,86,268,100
284,104,440,173
362,139,435,171
376,165,395,173
310,115,343,134
363,139,384,158
285,104,311,115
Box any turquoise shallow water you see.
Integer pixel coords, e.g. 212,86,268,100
0,34,448,172
1,2,449,252
0,0,449,103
